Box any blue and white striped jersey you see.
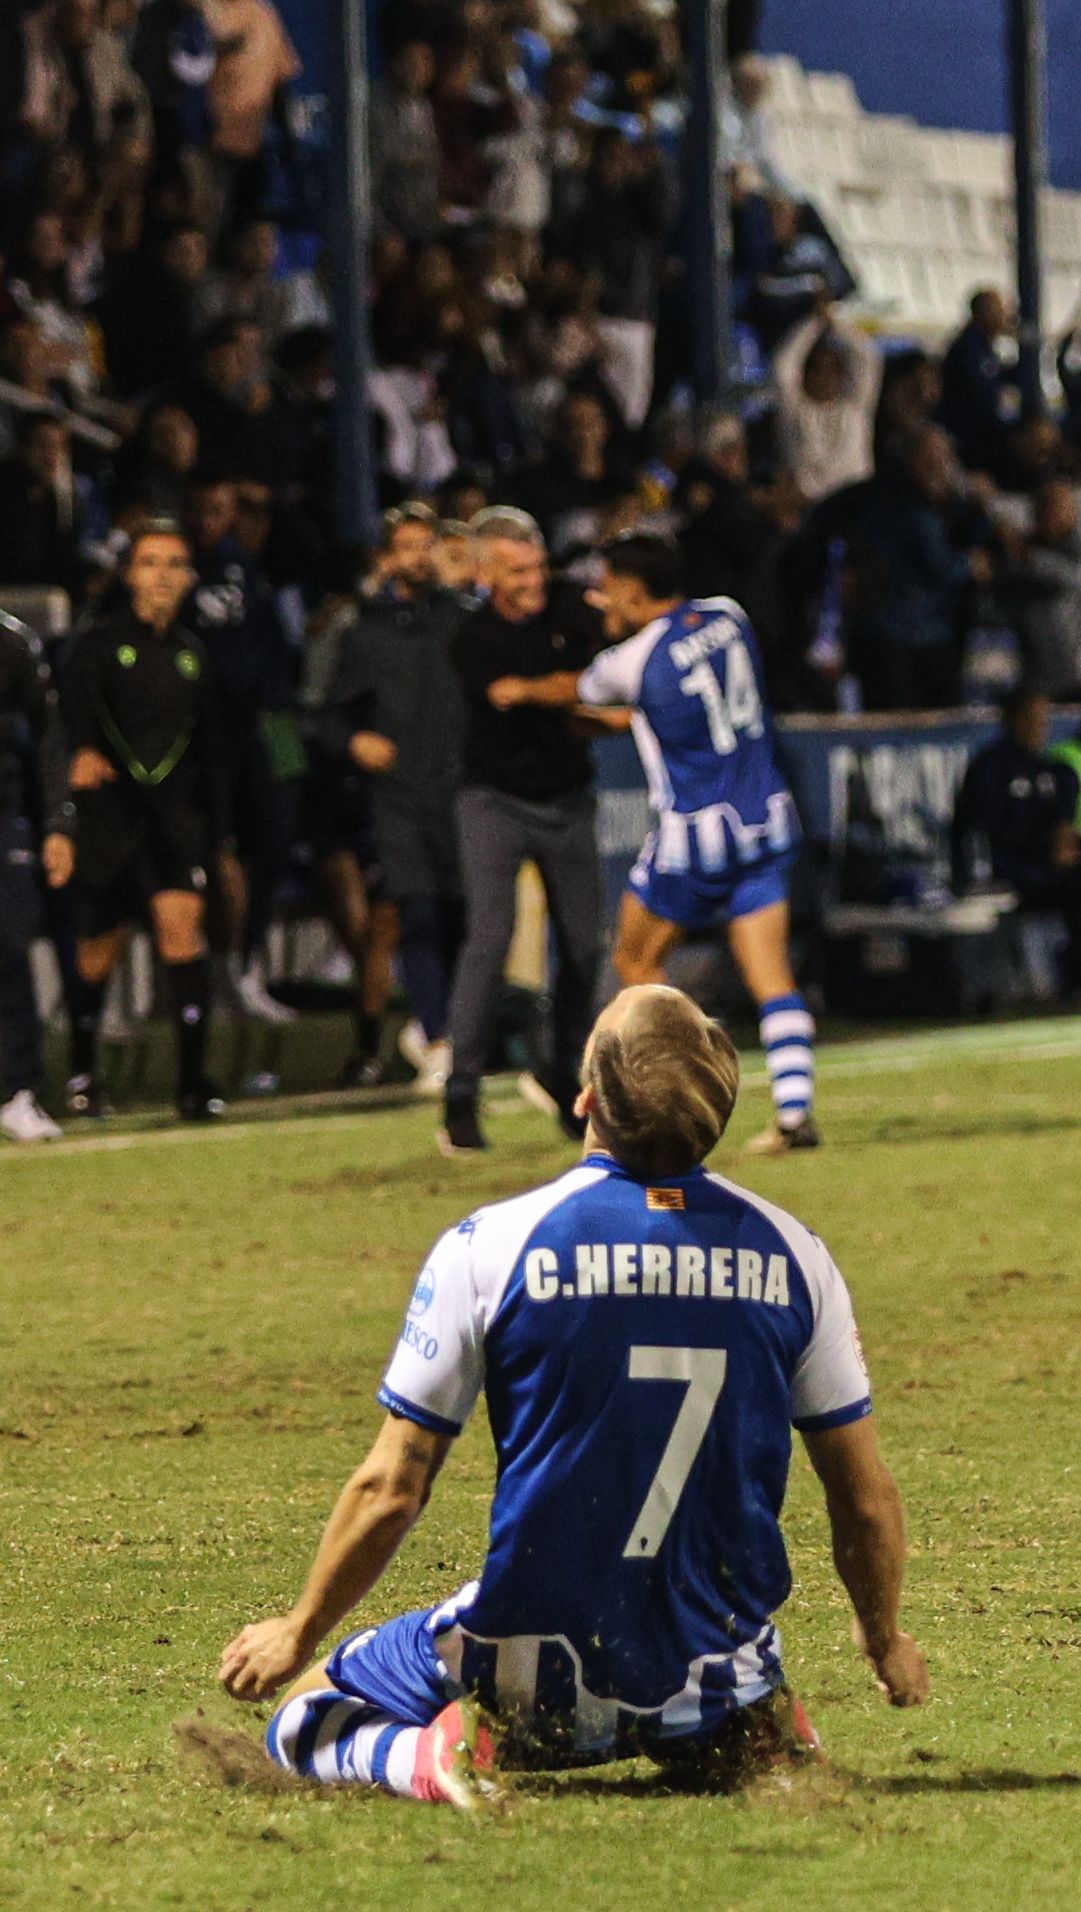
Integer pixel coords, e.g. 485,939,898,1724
578,597,799,862
378,1154,870,1752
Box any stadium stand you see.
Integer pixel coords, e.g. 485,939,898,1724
0,1,1079,1132
763,52,1081,336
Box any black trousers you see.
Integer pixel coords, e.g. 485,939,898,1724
0,814,43,1099
447,785,603,1099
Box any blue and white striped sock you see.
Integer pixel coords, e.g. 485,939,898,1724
266,1688,419,1793
759,992,815,1131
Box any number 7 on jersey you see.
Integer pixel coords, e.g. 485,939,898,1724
622,1346,729,1559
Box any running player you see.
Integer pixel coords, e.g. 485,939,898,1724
219,985,926,1806
61,518,226,1122
487,532,817,1154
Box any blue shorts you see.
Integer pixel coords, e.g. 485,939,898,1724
325,1604,456,1725
321,1593,785,1763
628,837,796,935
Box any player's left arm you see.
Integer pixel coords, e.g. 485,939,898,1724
219,1413,450,1701
802,1416,928,1707
792,1238,928,1708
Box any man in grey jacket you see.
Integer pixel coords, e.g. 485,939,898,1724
313,505,464,1093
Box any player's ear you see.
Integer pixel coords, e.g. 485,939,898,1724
574,1082,596,1122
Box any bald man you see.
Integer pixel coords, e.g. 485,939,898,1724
220,986,927,1806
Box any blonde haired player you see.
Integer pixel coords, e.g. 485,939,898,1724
220,986,926,1805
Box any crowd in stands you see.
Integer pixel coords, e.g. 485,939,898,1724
0,0,1080,1132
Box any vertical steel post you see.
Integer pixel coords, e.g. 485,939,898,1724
685,0,734,406
326,0,378,543
1008,0,1048,414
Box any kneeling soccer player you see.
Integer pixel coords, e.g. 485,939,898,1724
220,985,928,1805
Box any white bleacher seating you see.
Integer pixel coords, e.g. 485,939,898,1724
765,58,1081,339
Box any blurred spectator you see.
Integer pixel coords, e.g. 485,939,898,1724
7,208,103,402
132,0,217,213
115,400,200,513
434,518,476,593
204,0,301,224
773,306,881,503
721,54,795,196
515,387,634,555
0,412,85,597
53,0,152,161
678,409,788,658
172,315,281,479
874,347,942,467
953,689,1081,992
197,216,290,338
939,289,1020,477
566,128,671,428
846,424,993,710
738,192,856,353
1000,480,1081,701
101,219,209,396
370,41,442,243
314,505,465,1093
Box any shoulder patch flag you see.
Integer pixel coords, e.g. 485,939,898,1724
646,1187,685,1211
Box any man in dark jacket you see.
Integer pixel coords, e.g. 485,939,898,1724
846,426,993,710
61,518,226,1121
939,289,1019,476
441,508,605,1154
0,610,75,1141
312,504,464,1091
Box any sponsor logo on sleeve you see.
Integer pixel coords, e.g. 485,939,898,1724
409,1266,436,1317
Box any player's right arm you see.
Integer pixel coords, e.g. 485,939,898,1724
219,1414,451,1700
802,1417,928,1707
220,1222,487,1701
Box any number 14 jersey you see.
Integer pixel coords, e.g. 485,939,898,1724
577,596,799,869
378,1156,870,1751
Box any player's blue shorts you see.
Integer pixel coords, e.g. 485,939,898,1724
324,1604,457,1725
316,1594,785,1763
628,835,796,934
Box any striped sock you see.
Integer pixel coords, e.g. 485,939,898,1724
759,992,815,1131
266,1688,420,1793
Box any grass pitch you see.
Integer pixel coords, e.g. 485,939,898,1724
2,1022,1080,1910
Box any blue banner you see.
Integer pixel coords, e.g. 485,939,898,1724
593,710,1081,923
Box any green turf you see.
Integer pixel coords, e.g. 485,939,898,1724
2,1036,1080,1910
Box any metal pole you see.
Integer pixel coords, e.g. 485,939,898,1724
685,0,734,407
326,0,378,544
1007,0,1048,414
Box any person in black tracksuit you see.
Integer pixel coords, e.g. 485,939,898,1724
952,688,1081,992
313,506,465,1090
61,518,226,1120
0,613,76,1140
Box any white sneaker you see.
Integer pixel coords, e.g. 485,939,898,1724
399,1021,451,1097
236,965,298,1025
0,1091,62,1142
